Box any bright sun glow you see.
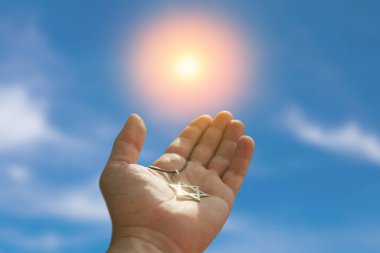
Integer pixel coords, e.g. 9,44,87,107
174,55,201,81
124,10,253,119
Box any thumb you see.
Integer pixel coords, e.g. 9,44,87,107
108,114,146,164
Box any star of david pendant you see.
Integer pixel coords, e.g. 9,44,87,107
168,181,209,202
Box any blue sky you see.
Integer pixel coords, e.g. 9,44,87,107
1,1,380,252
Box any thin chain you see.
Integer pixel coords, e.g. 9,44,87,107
148,160,189,174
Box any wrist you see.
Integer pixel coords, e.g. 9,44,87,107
107,237,163,253
108,227,183,253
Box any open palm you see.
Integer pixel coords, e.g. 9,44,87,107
100,112,254,253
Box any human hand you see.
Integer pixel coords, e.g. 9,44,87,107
100,111,254,253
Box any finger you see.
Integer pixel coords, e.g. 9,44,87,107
222,136,254,196
108,114,146,164
207,120,245,177
189,111,233,166
165,114,212,159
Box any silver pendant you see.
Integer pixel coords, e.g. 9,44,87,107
169,181,209,202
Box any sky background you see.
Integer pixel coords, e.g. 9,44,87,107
1,1,380,252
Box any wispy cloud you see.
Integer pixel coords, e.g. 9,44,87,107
46,181,109,221
0,17,85,153
285,107,380,165
0,17,107,222
0,165,108,222
0,85,63,152
0,16,63,89
0,228,61,252
0,84,90,155
0,165,109,251
0,226,109,252
207,213,380,253
5,164,31,183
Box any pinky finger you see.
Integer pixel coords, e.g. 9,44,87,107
222,136,255,196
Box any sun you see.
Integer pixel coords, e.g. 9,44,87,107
124,10,252,119
174,54,202,81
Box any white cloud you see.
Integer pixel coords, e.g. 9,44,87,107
6,164,31,183
0,165,108,222
206,214,380,253
0,17,62,89
46,181,109,221
0,83,94,158
0,17,107,224
0,229,61,252
0,18,95,156
0,17,75,153
285,107,380,165
0,226,109,252
0,165,109,251
0,85,62,151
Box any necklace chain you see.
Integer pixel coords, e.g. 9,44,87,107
148,160,189,174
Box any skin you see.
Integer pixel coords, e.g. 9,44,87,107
100,111,255,253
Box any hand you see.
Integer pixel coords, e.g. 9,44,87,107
100,111,254,253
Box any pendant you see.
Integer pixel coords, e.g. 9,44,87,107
168,181,209,202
